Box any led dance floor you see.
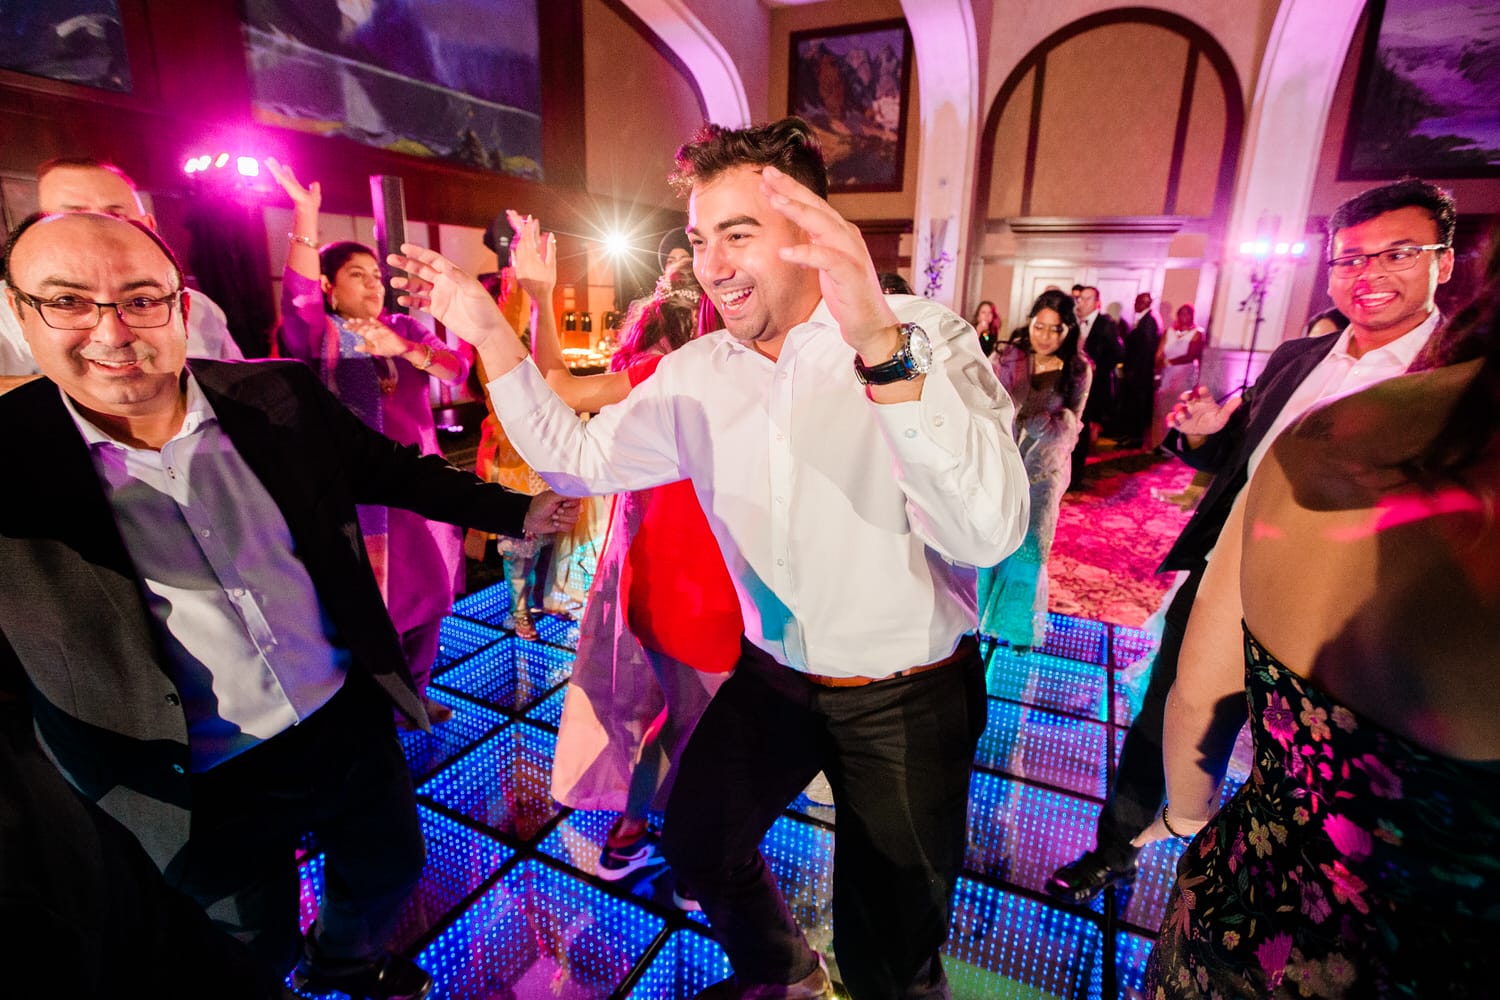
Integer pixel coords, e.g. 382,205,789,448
291,584,1245,999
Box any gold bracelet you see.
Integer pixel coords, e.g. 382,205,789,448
288,232,318,249
412,344,435,371
1161,803,1197,842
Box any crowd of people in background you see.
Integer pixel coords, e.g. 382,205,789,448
1,119,1494,1000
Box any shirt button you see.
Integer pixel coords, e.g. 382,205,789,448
165,693,180,706
932,415,945,427
904,428,918,439
776,557,785,567
199,528,211,538
232,588,247,598
775,496,785,504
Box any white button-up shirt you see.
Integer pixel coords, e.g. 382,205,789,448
62,372,346,770
490,296,1029,678
1245,309,1441,481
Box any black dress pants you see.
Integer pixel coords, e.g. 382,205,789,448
1093,569,1202,865
170,672,426,977
662,637,986,1000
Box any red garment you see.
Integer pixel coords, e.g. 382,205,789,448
617,355,742,673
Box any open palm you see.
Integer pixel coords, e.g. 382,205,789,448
387,244,505,345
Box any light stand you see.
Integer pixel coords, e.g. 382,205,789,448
1234,240,1306,391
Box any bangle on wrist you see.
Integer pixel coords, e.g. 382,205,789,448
288,232,318,249
412,344,435,371
1161,803,1198,843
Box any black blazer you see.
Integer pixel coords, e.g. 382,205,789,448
1157,332,1340,573
0,359,532,870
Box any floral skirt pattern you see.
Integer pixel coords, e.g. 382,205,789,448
1146,627,1500,998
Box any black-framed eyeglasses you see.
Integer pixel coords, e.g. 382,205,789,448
11,288,182,330
1030,319,1065,335
1327,244,1449,278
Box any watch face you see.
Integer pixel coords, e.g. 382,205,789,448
904,323,933,372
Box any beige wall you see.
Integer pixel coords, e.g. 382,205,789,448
678,0,772,121
768,0,920,222
584,0,709,211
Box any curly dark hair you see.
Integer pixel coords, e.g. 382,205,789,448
670,117,828,200
1327,178,1456,256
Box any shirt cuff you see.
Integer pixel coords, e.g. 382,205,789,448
870,363,969,466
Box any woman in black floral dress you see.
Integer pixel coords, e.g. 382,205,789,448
1140,269,1500,996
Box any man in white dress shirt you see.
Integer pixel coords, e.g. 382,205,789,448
390,118,1029,1000
0,158,242,393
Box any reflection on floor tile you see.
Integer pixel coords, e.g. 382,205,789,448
416,860,664,999
305,583,1201,999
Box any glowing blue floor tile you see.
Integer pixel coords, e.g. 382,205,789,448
525,683,567,729
964,771,1101,892
975,700,1110,799
431,616,507,675
1037,613,1109,664
399,688,510,782
1110,623,1158,669
985,649,1108,721
296,805,515,955
1113,931,1156,998
944,877,1103,999
416,859,665,999
535,611,582,650
451,582,514,628
432,636,573,712
626,929,735,999
759,815,835,961
419,722,562,843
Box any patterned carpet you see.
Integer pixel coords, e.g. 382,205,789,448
1048,446,1200,628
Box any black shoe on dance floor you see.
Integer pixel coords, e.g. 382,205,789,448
1046,849,1138,905
292,951,432,1000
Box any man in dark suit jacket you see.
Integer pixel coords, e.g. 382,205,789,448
1048,177,1456,902
1112,292,1161,447
1070,285,1122,488
0,211,575,998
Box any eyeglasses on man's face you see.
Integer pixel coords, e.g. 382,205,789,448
12,288,182,330
1327,244,1449,278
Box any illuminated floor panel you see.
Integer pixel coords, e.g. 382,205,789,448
339,607,1191,998
431,635,572,712
415,859,665,999
398,688,510,782
296,805,513,954
430,616,506,675
985,648,1109,721
975,700,1110,799
418,721,563,842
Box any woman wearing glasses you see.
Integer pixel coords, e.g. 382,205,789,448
266,159,470,725
977,290,1093,653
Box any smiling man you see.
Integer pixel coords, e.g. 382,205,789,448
393,117,1029,1000
0,158,243,393
0,211,576,1000
1048,177,1456,906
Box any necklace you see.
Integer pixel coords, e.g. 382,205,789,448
1033,355,1063,374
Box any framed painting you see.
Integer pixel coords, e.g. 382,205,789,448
1339,0,1500,179
788,19,912,193
242,0,543,179
0,1,132,93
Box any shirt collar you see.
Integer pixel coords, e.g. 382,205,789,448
61,368,217,450
1326,308,1441,367
714,298,836,360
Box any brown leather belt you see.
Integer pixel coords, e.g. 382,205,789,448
801,635,976,688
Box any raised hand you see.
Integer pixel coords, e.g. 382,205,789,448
1168,386,1243,439
506,211,557,298
386,244,507,346
758,165,898,357
264,158,321,215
